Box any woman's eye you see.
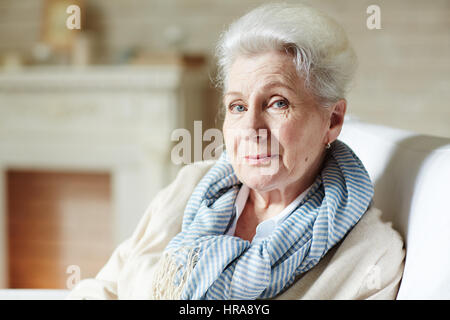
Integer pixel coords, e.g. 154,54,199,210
229,104,247,113
270,100,289,109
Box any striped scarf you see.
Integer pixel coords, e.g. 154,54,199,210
151,140,374,300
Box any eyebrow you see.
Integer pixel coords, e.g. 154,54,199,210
224,81,297,98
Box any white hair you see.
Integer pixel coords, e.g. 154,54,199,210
215,2,357,105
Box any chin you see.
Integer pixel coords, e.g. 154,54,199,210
238,165,284,191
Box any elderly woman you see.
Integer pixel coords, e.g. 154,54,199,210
68,3,404,300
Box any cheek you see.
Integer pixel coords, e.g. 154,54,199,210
223,118,235,148
223,128,236,157
276,122,305,156
277,118,324,163
223,123,243,163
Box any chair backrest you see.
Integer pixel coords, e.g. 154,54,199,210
339,119,450,299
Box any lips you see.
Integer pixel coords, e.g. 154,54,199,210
243,154,279,165
244,154,272,160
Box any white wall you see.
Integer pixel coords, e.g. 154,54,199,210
1,0,449,137
1,0,449,138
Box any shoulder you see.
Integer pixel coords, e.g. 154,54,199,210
147,158,218,218
342,206,406,299
124,159,218,255
344,206,404,255
157,159,217,205
176,159,217,182
277,206,405,299
339,206,405,282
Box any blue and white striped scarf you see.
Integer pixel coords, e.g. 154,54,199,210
157,140,373,300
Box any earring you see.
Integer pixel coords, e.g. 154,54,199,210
325,142,331,149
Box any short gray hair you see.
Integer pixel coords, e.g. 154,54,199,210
215,3,357,105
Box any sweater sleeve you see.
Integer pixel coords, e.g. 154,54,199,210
66,160,215,300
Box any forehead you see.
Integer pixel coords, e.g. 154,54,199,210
225,51,300,93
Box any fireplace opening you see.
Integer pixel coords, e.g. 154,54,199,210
6,169,114,289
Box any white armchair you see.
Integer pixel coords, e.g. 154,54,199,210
1,119,449,300
339,119,450,299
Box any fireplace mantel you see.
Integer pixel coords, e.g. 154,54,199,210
0,65,208,153
0,65,198,91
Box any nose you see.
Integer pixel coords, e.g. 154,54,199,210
242,103,268,143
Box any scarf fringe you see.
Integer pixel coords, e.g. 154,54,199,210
150,248,198,300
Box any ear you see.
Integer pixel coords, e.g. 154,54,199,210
326,99,347,145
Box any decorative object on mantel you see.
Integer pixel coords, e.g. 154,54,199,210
41,0,85,64
70,32,93,67
31,43,53,65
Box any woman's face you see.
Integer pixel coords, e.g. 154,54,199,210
223,50,331,193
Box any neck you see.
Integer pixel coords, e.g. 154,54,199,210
248,151,326,215
248,176,311,211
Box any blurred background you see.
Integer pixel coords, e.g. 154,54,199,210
0,0,448,289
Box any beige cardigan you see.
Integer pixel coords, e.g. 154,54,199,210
67,160,405,300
